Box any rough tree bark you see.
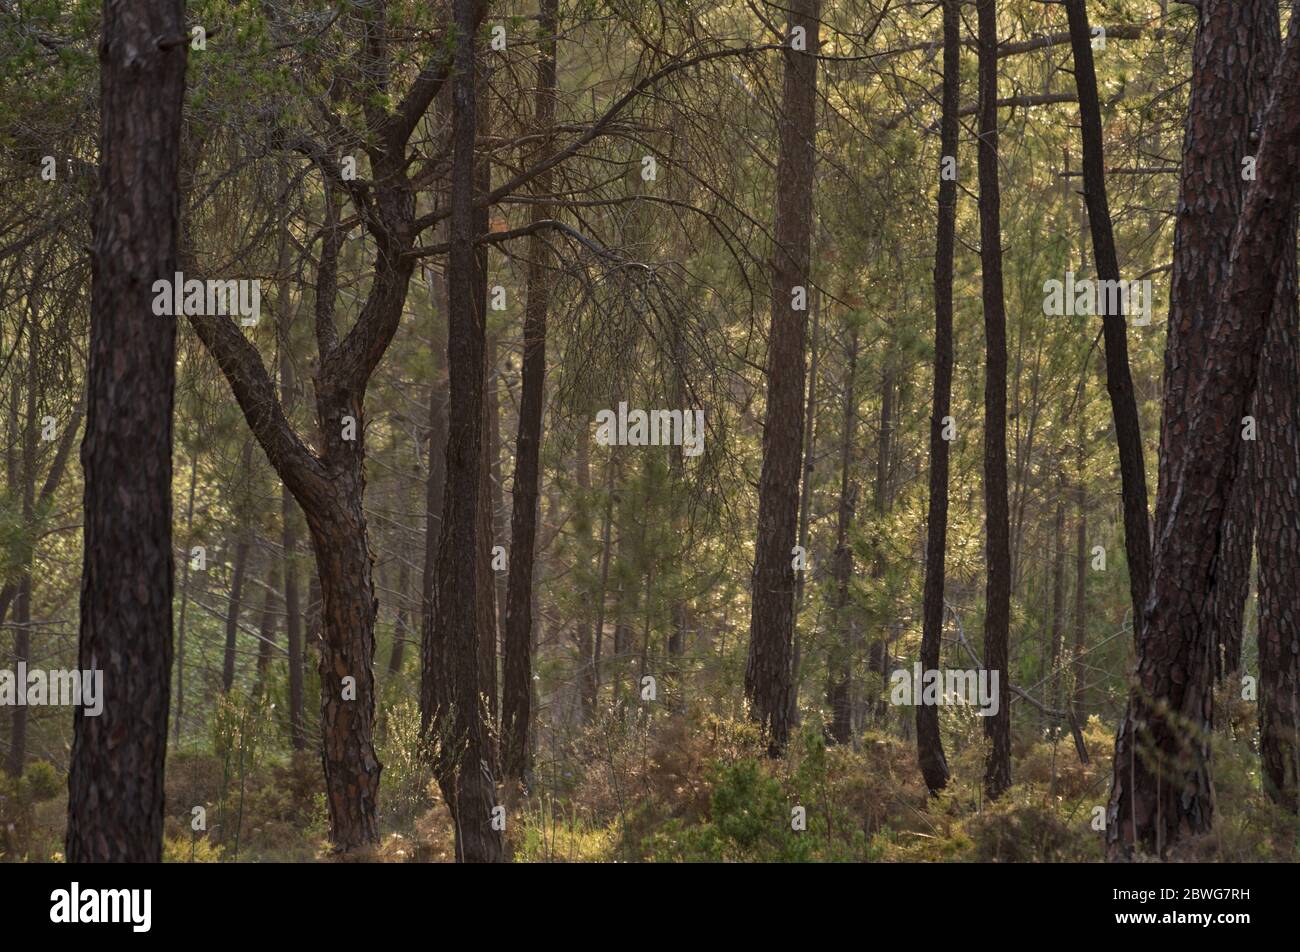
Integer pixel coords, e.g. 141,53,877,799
426,0,505,862
745,0,819,756
66,0,187,863
1106,10,1300,858
977,0,1012,800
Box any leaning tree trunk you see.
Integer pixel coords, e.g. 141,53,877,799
976,0,1012,800
918,0,960,795
745,0,820,757
1107,13,1300,858
502,0,558,788
66,0,186,863
1063,0,1152,627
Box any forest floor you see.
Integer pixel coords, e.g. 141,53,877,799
3,686,1296,863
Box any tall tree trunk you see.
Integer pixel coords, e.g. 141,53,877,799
826,329,858,745
66,0,186,862
918,0,959,795
255,564,282,696
282,483,306,751
977,0,1012,800
590,454,618,716
419,265,450,726
387,553,411,677
789,285,821,730
745,0,819,756
174,448,198,743
573,428,597,721
222,442,256,694
304,485,382,852
1107,11,1300,858
502,0,558,787
1157,0,1278,679
1063,0,1153,629
1252,0,1300,813
427,0,505,862
1049,495,1067,713
865,357,895,726
278,336,306,754
1073,444,1089,728
1254,221,1299,809
6,323,37,778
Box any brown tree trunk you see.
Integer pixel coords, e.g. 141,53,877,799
746,0,819,756
1253,3,1300,808
1255,223,1299,810
1107,11,1300,858
66,0,186,862
1155,0,1276,684
789,286,821,730
1073,461,1088,727
387,553,411,677
1063,0,1153,626
222,442,256,694
255,564,282,695
427,0,505,862
918,0,960,794
304,486,382,852
1050,495,1066,713
419,266,450,727
826,329,858,745
977,0,1012,800
6,324,37,778
502,0,558,787
174,448,198,743
282,484,306,751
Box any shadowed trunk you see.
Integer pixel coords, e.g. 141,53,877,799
918,0,960,794
1107,8,1300,858
66,0,186,862
502,0,558,787
977,0,1012,800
